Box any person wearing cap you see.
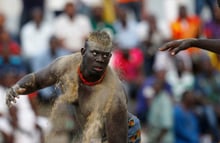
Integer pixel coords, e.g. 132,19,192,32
5,31,141,143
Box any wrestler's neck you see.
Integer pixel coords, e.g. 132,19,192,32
79,67,105,83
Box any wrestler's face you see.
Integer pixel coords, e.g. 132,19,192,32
81,42,112,75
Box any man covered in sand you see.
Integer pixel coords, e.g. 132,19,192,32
5,31,141,143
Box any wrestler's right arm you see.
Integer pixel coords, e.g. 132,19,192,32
159,38,220,55
6,57,64,106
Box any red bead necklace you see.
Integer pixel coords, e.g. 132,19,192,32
77,66,106,86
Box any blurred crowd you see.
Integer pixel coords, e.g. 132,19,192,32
1,0,220,143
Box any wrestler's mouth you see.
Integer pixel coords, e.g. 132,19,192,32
93,66,104,72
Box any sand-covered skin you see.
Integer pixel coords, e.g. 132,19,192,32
45,53,127,143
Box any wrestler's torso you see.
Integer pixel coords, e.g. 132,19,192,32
54,53,127,141
56,53,125,114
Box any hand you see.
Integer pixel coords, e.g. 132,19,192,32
6,85,25,107
159,38,196,55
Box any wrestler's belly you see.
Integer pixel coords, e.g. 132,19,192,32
77,85,111,117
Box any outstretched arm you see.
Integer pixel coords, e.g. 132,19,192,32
159,38,220,55
6,57,63,106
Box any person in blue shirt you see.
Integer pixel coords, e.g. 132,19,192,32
174,90,200,143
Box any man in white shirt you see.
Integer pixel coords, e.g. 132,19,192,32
53,1,92,53
20,7,52,72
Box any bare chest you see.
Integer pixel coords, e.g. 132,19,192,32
77,82,111,117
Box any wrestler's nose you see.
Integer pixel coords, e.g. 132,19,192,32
95,54,104,62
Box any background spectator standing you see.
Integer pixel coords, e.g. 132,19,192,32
0,67,46,143
116,0,144,22
0,0,22,40
166,56,195,102
170,5,202,56
135,67,172,126
111,6,144,106
52,1,92,53
137,14,170,76
203,4,220,71
19,0,45,32
147,78,173,143
195,0,216,20
20,7,52,72
174,90,200,143
193,54,220,142
89,4,116,36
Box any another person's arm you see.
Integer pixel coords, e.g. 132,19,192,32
159,38,220,55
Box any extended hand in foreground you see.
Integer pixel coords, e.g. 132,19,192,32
6,85,25,107
159,38,196,55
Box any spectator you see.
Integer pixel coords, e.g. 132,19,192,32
0,13,5,33
19,0,45,30
0,0,22,40
20,7,52,72
53,1,92,53
195,0,216,20
170,5,202,56
174,90,200,143
147,78,174,143
204,4,220,39
112,6,144,101
0,29,26,76
114,6,139,49
116,0,144,21
90,5,115,36
135,67,172,125
203,5,220,71
138,14,170,76
0,30,22,66
193,54,220,142
166,56,195,102
0,67,44,143
112,46,144,101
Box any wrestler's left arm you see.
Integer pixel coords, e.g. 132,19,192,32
105,100,128,143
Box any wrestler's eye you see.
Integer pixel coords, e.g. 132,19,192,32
103,54,108,58
92,51,97,56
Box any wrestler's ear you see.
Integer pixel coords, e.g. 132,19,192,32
81,47,86,55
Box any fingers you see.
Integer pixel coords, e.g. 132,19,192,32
160,40,187,55
6,99,12,108
159,40,181,51
6,94,14,107
6,88,19,108
6,96,19,107
16,88,26,94
159,40,182,55
171,46,183,55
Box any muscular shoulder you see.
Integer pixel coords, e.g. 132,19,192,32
49,52,82,76
103,67,128,108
